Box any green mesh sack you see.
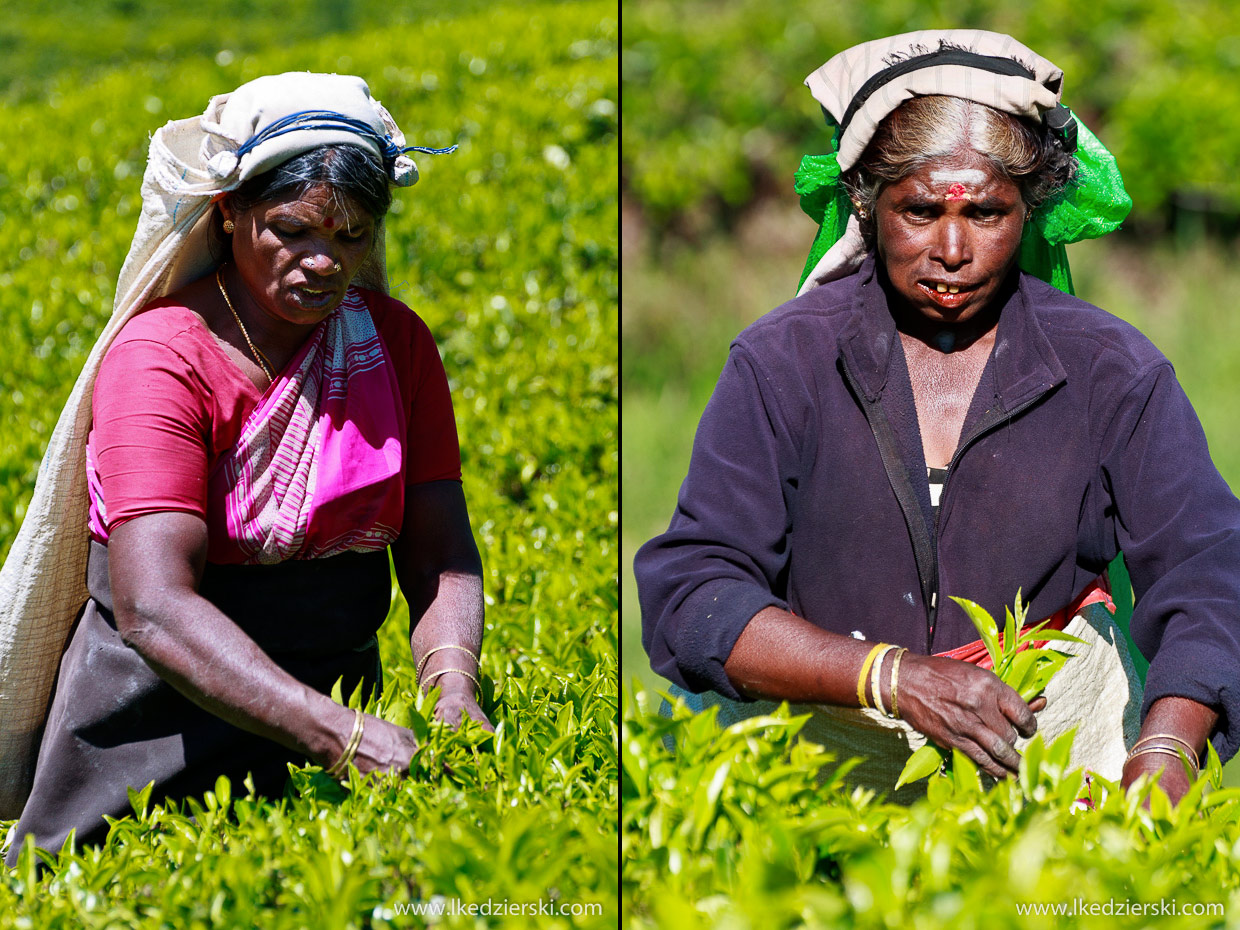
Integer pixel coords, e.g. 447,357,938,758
1019,114,1132,295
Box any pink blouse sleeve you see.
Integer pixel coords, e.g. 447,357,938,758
403,311,463,485
91,337,212,532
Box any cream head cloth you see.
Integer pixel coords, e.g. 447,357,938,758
805,29,1070,173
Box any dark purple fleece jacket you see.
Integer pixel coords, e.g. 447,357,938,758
635,255,1240,760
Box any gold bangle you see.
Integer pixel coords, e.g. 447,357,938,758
422,667,480,694
1131,733,1200,769
1126,745,1198,777
1128,741,1200,776
416,644,479,683
856,643,888,709
889,648,908,719
871,645,895,715
325,708,365,779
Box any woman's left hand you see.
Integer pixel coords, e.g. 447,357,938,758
392,481,493,735
1120,696,1217,808
431,675,495,732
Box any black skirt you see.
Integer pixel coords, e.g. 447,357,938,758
5,541,391,865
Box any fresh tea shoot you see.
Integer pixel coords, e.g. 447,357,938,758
895,592,1086,790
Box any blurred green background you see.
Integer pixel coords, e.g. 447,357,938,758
621,0,1240,777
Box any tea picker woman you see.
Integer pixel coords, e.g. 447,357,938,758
1,72,493,863
636,30,1240,802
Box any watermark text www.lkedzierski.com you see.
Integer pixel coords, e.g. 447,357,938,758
1016,898,1222,918
375,896,604,920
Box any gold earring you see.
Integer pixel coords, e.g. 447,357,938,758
222,219,235,234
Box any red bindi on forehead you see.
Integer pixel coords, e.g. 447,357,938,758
324,216,335,228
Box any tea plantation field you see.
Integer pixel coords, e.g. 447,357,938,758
0,3,617,927
623,689,1240,929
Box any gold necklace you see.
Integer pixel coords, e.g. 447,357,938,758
215,267,275,380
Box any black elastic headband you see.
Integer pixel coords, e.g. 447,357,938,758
838,48,1075,153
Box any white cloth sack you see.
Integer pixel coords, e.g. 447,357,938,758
0,72,421,817
796,213,867,297
665,606,1143,804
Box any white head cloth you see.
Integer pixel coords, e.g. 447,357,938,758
797,30,1065,294
0,72,426,817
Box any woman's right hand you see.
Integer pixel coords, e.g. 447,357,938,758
323,708,421,776
894,653,1045,779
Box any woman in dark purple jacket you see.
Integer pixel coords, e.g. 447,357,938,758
635,30,1240,803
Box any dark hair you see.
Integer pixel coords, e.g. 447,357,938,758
227,142,392,220
841,95,1077,246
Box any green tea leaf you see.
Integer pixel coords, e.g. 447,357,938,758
950,597,1001,668
214,775,231,813
1208,739,1224,788
951,748,982,795
1003,603,1017,660
1002,648,1040,696
895,743,947,790
1018,651,1070,702
1019,733,1046,796
127,780,154,821
346,677,365,710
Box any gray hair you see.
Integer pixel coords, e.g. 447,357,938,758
841,95,1077,243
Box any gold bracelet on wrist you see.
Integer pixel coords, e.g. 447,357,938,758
856,643,888,709
325,708,365,779
889,648,908,719
870,645,896,716
1131,733,1200,770
1125,745,1198,778
416,644,479,683
422,667,480,694
1128,741,1200,774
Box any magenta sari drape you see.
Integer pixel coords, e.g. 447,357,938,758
205,288,405,563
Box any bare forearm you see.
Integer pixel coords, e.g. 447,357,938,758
1137,696,1219,754
390,482,491,730
409,571,484,689
1121,696,1219,802
724,605,1043,779
119,593,345,764
722,606,884,705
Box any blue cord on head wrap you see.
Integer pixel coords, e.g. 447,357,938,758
234,109,458,173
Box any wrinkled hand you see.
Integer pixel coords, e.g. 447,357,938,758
430,676,495,733
896,653,1045,779
346,712,423,775
1122,752,1193,807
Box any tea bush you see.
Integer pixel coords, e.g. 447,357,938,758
0,3,617,927
624,685,1240,929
